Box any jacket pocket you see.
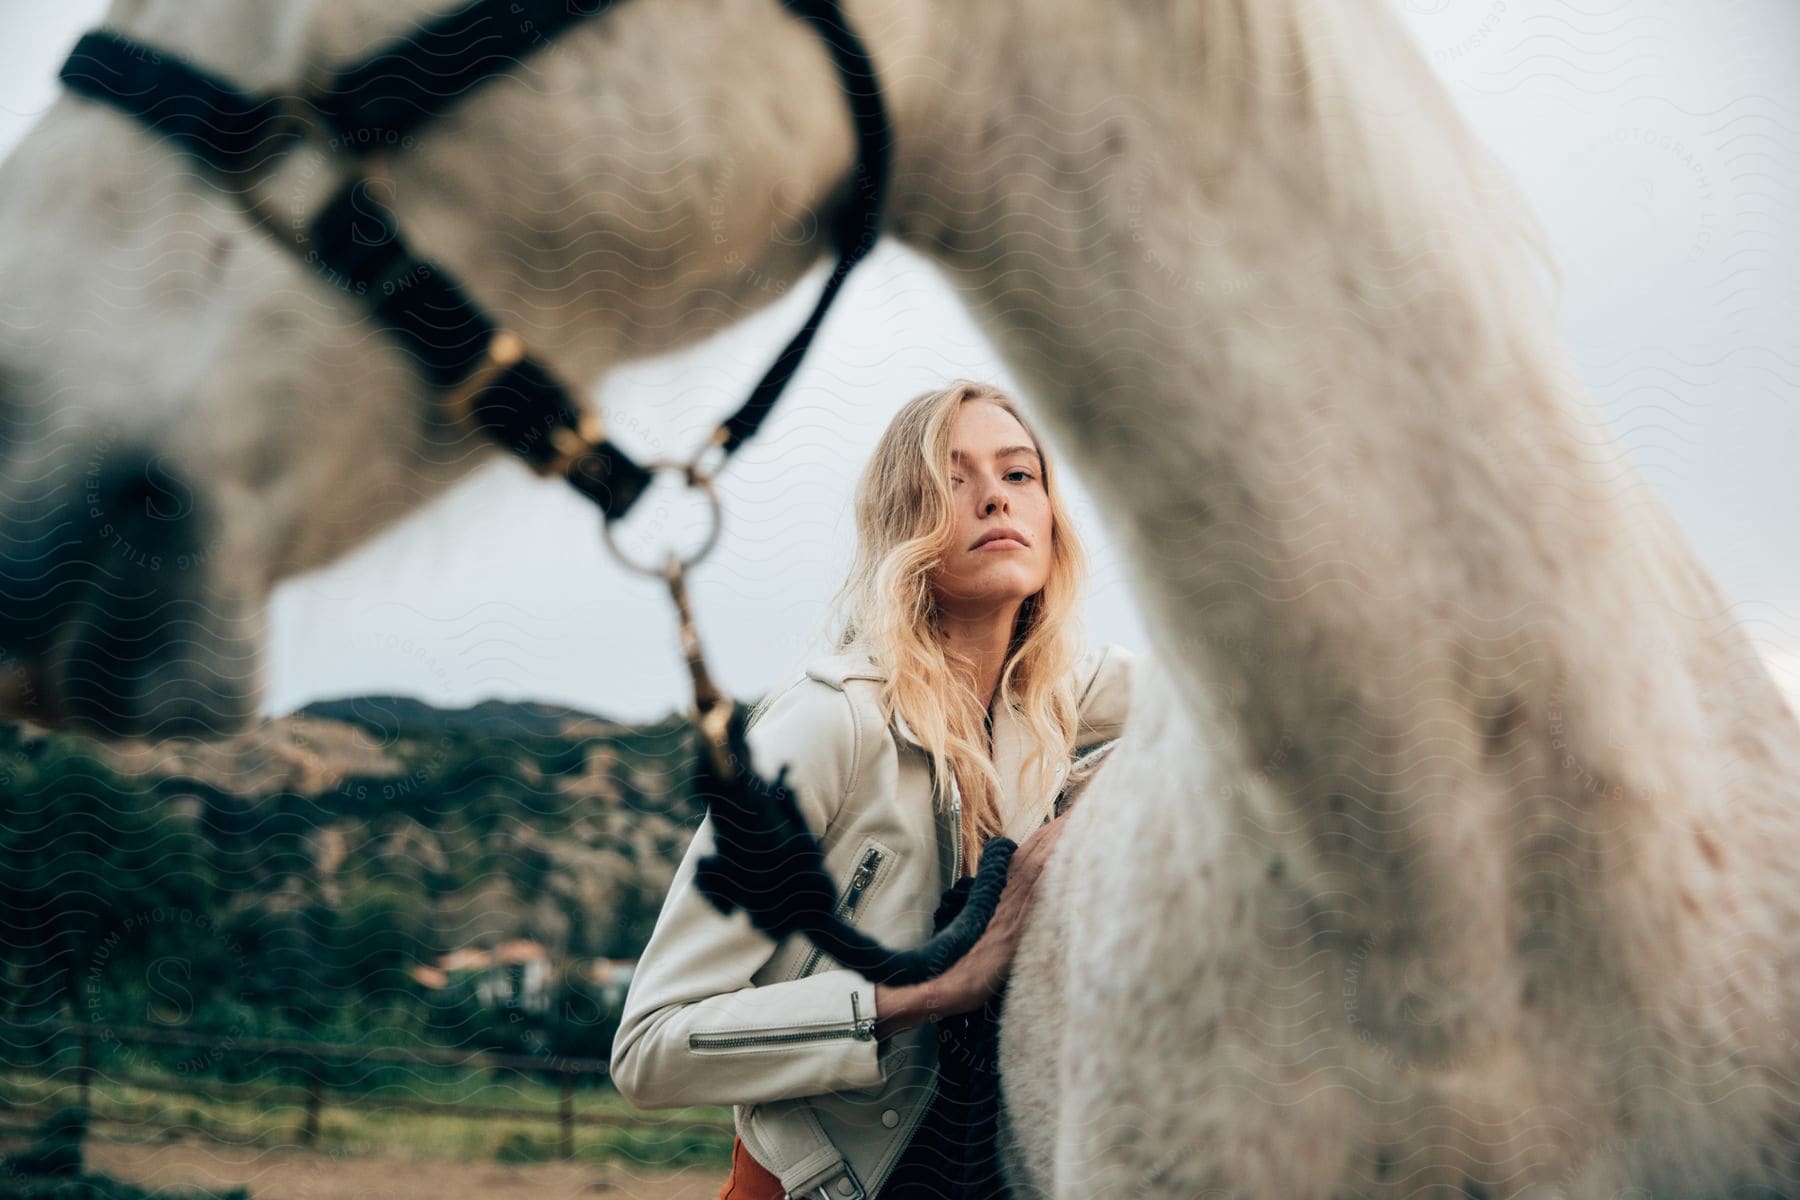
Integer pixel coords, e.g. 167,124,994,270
788,836,896,982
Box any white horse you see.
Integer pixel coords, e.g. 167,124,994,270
1,0,1795,1194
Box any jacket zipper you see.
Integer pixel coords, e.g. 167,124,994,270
864,770,958,1199
793,845,884,980
862,780,957,1197
949,778,963,879
688,989,876,1050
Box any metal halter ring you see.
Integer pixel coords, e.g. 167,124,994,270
599,455,724,579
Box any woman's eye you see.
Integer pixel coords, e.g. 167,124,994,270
1006,470,1034,483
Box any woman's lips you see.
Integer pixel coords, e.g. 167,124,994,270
974,538,1028,551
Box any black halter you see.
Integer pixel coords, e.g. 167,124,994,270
57,0,892,522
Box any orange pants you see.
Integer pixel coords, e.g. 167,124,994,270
719,1135,788,1200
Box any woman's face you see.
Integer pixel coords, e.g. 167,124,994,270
931,401,1055,615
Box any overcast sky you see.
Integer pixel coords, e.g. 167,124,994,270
3,1,1796,721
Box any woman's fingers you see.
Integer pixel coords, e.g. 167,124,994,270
934,812,1077,1012
1008,809,1072,889
968,816,1072,968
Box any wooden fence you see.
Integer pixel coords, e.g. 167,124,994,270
1,1021,729,1159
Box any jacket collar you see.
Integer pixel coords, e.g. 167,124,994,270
805,648,1062,841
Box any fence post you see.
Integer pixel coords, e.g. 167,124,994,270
76,1031,94,1110
300,1057,323,1147
559,1072,574,1161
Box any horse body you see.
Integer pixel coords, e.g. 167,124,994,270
1,0,1795,1193
914,5,1800,1193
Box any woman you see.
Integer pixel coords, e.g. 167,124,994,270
609,380,1135,1199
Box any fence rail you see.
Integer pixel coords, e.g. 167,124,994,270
1,1021,730,1159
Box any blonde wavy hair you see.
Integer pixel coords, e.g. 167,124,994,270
822,380,1090,868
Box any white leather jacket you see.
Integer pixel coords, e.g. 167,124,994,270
608,643,1135,1199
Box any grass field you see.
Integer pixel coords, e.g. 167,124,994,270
0,1066,733,1173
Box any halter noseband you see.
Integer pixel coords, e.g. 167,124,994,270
56,0,892,524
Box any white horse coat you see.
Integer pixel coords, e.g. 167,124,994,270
0,0,1794,1194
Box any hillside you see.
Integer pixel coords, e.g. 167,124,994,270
0,694,734,1059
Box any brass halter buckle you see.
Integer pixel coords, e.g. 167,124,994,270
439,328,612,480
439,329,524,432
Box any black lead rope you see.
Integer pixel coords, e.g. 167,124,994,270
718,0,894,456
56,0,891,521
692,704,1019,987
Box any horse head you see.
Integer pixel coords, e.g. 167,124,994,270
0,0,924,737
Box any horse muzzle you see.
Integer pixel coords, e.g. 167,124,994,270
0,441,259,740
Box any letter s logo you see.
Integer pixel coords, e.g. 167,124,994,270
144,956,195,1025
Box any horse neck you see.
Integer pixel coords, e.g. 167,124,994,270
892,0,1786,926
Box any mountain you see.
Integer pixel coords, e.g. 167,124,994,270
295,694,671,744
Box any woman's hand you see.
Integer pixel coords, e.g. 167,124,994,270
873,808,1073,1036
938,807,1072,1009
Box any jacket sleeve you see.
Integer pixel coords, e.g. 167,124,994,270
608,675,886,1110
1074,641,1137,750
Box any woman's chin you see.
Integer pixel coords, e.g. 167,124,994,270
937,575,1048,611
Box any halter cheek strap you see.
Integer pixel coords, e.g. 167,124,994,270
57,0,892,522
